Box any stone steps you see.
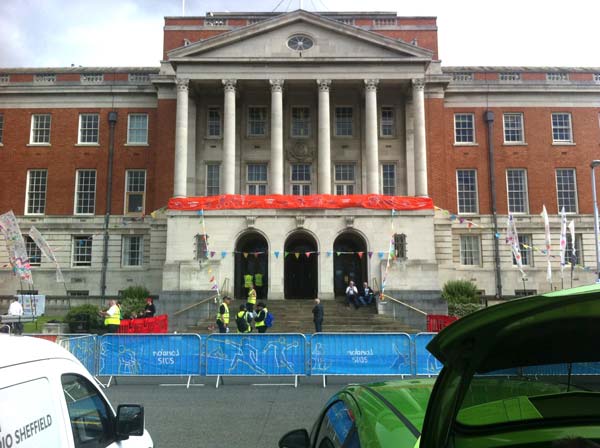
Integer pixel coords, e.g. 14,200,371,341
188,297,417,334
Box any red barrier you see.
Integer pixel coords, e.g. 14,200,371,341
427,315,458,332
118,315,169,334
168,194,433,211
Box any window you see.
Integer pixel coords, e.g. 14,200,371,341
547,72,569,81
380,107,394,137
513,234,533,266
207,107,222,137
67,290,89,297
75,170,96,215
26,169,48,215
566,232,584,266
291,107,310,137
78,114,99,144
454,113,475,144
506,169,529,213
335,107,353,137
291,163,311,195
247,107,267,136
287,35,314,51
122,235,143,267
0,113,4,144
334,164,355,195
382,163,396,195
247,163,267,195
503,113,524,143
34,73,56,84
0,74,9,84
206,164,220,196
125,170,146,215
456,169,478,214
72,236,93,267
314,400,360,448
30,114,51,144
127,114,148,144
80,73,103,84
25,236,42,266
61,374,114,446
452,72,473,82
499,72,521,82
551,113,573,143
129,73,150,83
460,235,481,266
394,233,407,259
556,168,578,213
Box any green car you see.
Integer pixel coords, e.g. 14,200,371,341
280,284,600,447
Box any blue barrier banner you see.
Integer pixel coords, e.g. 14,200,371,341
99,334,202,376
310,333,412,376
60,335,98,374
205,333,307,376
414,333,443,376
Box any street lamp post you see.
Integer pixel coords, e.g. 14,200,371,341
591,160,600,283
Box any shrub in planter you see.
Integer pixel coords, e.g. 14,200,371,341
119,286,150,319
448,302,485,318
65,304,103,333
442,280,479,305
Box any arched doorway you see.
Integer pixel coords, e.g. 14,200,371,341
234,232,268,301
284,232,318,299
333,232,368,296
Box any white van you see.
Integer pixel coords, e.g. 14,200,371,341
0,335,153,447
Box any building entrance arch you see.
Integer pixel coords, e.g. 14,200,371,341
284,232,318,299
234,232,268,301
333,232,368,296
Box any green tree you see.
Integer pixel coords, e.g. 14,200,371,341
119,286,150,319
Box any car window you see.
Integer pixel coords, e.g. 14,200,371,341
314,400,360,448
61,374,115,448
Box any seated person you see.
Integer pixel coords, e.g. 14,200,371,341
345,280,359,309
358,282,375,306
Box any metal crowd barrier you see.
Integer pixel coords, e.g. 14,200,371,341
413,332,443,376
59,335,98,376
310,333,413,387
205,333,307,388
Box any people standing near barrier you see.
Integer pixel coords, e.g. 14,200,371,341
358,281,375,307
246,283,257,316
100,299,121,333
8,297,24,334
143,297,156,318
243,272,253,299
312,298,324,333
235,304,252,333
345,280,359,309
254,272,264,300
216,296,232,333
255,302,268,333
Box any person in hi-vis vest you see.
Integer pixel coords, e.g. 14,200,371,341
100,299,121,333
216,296,232,333
243,273,253,299
246,283,257,315
254,272,264,300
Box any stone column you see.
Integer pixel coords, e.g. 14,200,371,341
270,79,284,194
317,79,332,194
413,78,428,197
365,79,380,194
174,78,189,198
222,79,237,195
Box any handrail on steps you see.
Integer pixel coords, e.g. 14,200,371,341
381,293,428,316
171,277,230,317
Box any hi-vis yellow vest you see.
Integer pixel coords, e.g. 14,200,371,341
254,273,263,287
255,307,268,327
217,302,230,324
244,274,254,288
247,288,257,304
237,310,251,333
105,305,121,326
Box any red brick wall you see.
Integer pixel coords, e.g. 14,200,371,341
0,107,163,216
428,106,600,215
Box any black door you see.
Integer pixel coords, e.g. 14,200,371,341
333,233,367,296
284,233,318,299
235,232,268,301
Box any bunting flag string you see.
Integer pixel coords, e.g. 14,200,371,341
434,206,481,229
522,242,596,275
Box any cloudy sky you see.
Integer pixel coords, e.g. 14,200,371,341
1,0,599,68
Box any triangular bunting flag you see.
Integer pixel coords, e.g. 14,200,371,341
357,251,364,259
284,251,290,258
243,252,249,258
221,251,227,259
254,252,259,258
336,252,341,256
305,252,311,258
294,253,300,259
210,251,215,258
209,276,215,283
368,251,373,259
211,284,218,290
326,251,332,257
274,251,280,259
197,210,204,215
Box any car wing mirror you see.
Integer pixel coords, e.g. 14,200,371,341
116,404,145,440
279,428,310,448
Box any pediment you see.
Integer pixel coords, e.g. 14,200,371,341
168,10,432,62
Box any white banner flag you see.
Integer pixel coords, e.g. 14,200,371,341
541,205,552,282
29,227,65,283
559,207,567,278
506,214,524,275
568,219,576,268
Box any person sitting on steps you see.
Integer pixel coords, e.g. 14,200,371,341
345,280,359,309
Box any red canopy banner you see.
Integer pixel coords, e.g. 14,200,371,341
168,194,433,211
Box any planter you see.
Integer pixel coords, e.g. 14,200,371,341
42,323,70,334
